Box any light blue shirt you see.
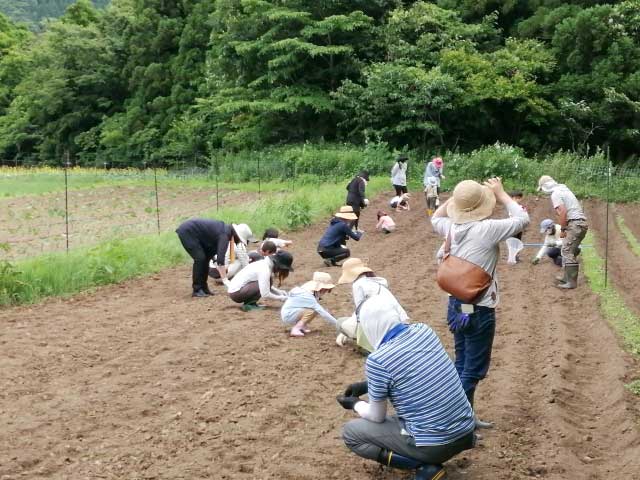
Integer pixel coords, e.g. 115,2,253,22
366,323,475,446
280,287,337,327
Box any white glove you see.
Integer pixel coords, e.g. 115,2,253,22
363,198,369,206
222,278,231,288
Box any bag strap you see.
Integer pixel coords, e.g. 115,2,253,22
444,227,453,257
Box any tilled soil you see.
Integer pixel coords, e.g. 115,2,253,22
1,194,639,480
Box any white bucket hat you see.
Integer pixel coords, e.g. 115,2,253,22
537,175,557,193
338,258,372,284
302,271,336,292
232,223,257,244
446,180,496,224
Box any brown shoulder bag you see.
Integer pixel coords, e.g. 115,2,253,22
436,228,492,304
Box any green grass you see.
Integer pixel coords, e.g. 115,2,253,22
626,379,640,396
0,177,388,306
582,231,640,356
616,215,640,257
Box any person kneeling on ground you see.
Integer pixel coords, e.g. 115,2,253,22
175,218,255,298
281,272,338,337
317,206,363,267
335,258,408,351
337,302,475,480
227,250,293,311
376,210,396,234
532,219,563,266
390,193,411,211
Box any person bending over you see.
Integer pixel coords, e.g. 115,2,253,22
317,206,363,267
227,250,293,311
337,301,475,480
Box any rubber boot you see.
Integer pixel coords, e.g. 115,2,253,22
377,449,423,469
426,208,433,216
467,389,494,430
555,268,566,284
556,263,578,289
416,465,446,480
241,302,265,312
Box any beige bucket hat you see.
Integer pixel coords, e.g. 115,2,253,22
232,223,257,244
335,205,358,221
446,180,496,224
302,271,336,292
338,258,372,284
537,175,556,192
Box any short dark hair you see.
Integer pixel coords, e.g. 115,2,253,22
509,191,524,198
261,240,277,255
263,228,279,240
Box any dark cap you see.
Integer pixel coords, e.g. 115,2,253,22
396,153,408,162
358,170,370,181
271,250,294,271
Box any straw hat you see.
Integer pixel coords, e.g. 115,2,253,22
335,205,357,221
446,180,496,224
232,223,257,244
302,272,336,292
338,258,372,284
537,175,555,192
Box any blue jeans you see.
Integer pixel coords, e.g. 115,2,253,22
447,297,496,402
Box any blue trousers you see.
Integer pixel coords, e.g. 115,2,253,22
447,297,496,402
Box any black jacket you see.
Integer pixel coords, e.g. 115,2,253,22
346,176,366,208
176,218,233,259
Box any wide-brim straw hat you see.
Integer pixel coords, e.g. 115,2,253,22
447,180,496,224
302,271,336,292
335,205,357,221
338,258,372,284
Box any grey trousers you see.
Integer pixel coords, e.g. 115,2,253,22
342,416,474,465
562,220,588,265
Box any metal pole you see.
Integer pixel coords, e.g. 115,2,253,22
215,155,220,212
154,162,161,234
64,151,70,253
258,155,261,198
604,150,611,288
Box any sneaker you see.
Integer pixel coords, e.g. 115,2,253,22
192,289,209,298
241,302,266,312
323,259,332,267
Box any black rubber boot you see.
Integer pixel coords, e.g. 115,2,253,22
416,464,446,480
377,449,422,469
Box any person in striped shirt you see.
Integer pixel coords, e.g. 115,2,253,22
337,297,475,480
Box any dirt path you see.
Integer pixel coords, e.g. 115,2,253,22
616,203,640,241
1,194,639,480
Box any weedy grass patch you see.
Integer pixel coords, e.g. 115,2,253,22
0,177,387,307
616,215,640,258
582,231,640,357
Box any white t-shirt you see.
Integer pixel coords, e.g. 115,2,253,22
551,185,586,221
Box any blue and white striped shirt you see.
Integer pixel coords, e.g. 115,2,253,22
366,323,475,446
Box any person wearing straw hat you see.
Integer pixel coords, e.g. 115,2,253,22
346,170,370,231
176,219,256,297
227,250,294,311
280,272,338,337
317,206,363,267
537,175,588,289
337,298,475,480
391,154,408,196
335,258,408,351
431,178,529,428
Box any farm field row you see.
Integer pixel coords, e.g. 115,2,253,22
0,193,638,479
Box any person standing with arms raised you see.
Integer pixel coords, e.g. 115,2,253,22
431,178,529,428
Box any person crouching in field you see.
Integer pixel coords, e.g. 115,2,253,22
390,193,411,211
176,218,256,298
317,206,363,267
376,210,396,234
281,272,338,337
532,219,564,266
227,250,293,311
335,258,408,352
431,178,529,428
337,300,475,480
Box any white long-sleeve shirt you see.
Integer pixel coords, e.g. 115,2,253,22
432,201,530,307
227,257,288,301
535,224,563,261
391,162,407,186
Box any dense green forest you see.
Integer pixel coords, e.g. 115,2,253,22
0,0,108,28
0,0,639,166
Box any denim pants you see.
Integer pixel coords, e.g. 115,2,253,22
447,297,496,402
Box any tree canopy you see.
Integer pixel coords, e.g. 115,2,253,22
0,0,639,165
